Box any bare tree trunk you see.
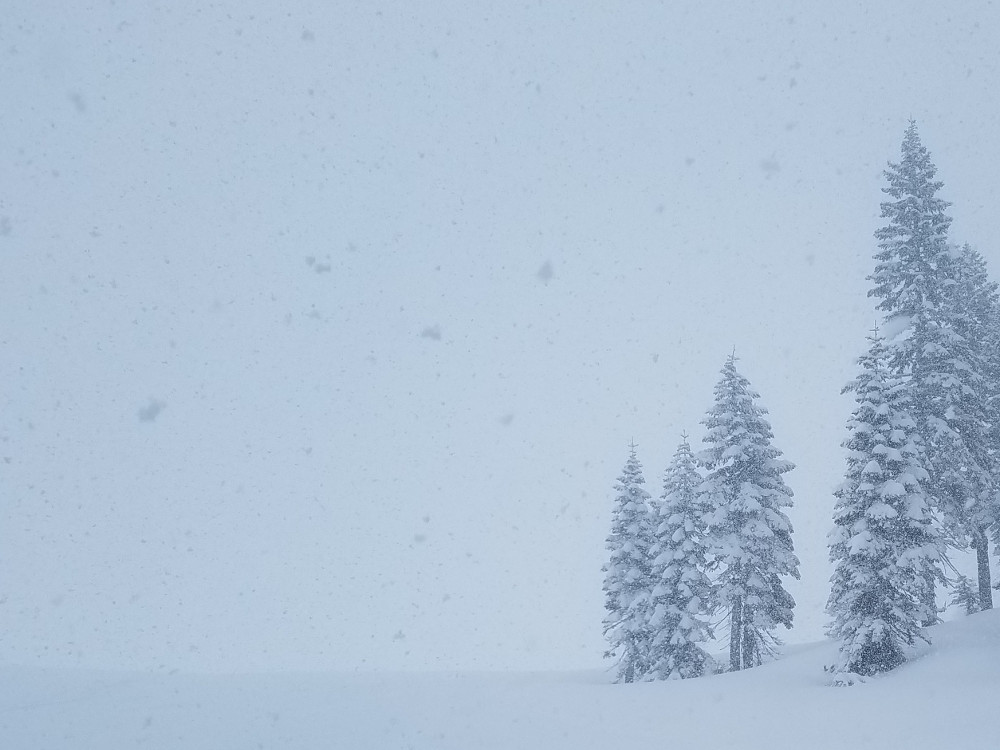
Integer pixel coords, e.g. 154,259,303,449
921,571,937,627
973,527,993,611
622,635,636,683
729,596,743,672
743,621,757,669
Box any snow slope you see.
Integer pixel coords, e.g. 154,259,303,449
3,609,998,750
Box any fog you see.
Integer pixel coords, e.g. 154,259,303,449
3,1,1000,672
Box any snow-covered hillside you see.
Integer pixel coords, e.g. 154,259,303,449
4,610,998,749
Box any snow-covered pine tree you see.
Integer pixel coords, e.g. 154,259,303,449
949,574,981,616
698,355,799,672
952,243,1000,610
987,291,1000,601
602,442,655,682
869,122,996,615
827,331,941,678
645,436,714,680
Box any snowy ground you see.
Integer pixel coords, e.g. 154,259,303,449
3,609,998,749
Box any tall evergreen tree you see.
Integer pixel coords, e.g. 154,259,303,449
645,436,714,680
952,243,1000,610
827,332,941,678
869,122,996,615
698,355,799,671
987,293,1000,598
602,442,655,682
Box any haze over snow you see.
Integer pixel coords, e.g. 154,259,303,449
2,1,1000,672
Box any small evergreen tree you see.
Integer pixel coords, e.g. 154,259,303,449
602,442,655,682
698,355,799,671
827,332,941,678
949,574,981,616
645,436,714,680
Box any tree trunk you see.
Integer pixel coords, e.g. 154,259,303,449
729,596,743,672
622,635,636,683
742,620,758,669
920,572,937,627
973,527,993,611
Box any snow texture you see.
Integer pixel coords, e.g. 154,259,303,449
5,610,1000,749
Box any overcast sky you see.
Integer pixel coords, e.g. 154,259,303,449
3,1,1000,673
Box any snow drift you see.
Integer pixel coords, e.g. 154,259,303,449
3,609,998,749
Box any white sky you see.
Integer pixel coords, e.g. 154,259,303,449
3,0,1000,672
